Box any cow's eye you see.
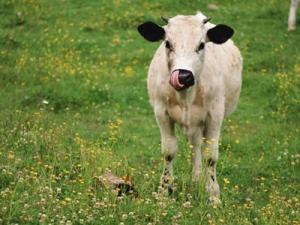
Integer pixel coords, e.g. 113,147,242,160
196,42,205,52
165,40,173,51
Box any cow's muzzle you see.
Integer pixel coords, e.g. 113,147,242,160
169,69,195,91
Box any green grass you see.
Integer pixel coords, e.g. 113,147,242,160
0,0,299,224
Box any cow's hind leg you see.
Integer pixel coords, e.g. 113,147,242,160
155,107,177,194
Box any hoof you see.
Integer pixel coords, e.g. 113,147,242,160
192,172,200,182
208,196,222,206
288,26,296,32
157,185,174,196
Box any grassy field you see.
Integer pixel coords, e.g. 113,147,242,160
0,0,300,224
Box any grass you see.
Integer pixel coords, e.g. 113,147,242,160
0,0,299,224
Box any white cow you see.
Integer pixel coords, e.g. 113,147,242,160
137,12,243,205
288,0,299,31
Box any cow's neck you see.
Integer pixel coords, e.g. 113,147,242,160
175,83,197,108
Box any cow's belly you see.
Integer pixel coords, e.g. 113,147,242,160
167,104,206,137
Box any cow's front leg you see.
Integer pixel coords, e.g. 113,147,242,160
203,136,221,205
203,112,223,205
155,107,177,194
188,128,203,182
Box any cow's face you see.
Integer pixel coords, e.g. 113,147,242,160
138,13,234,91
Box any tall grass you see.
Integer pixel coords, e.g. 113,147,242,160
0,0,299,224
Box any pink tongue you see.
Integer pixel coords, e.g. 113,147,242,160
170,70,184,90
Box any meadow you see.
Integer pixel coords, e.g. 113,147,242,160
0,0,299,224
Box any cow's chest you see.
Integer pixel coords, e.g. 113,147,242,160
166,89,207,136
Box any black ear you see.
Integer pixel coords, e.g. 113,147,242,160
207,24,234,44
137,22,165,42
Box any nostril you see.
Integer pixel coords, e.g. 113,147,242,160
179,69,192,75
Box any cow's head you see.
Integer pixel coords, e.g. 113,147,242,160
137,12,234,91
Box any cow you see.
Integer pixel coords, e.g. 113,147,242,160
288,0,299,31
137,12,243,205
